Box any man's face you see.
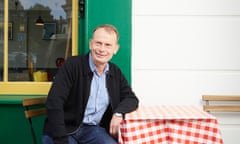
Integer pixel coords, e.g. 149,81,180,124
90,28,119,66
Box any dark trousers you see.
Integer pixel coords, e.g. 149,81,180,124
42,124,117,144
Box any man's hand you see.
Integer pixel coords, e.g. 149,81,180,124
109,114,123,138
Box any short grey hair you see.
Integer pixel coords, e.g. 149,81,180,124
92,24,119,41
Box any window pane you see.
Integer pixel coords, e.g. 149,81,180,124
0,0,3,81
8,0,72,81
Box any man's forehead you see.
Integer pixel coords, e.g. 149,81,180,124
93,28,118,41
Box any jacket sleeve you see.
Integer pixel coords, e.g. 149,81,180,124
45,57,75,138
110,64,139,114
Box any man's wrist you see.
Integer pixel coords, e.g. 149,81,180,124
114,112,123,117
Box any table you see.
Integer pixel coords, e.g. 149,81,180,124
119,105,223,144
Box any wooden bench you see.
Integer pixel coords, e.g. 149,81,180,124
202,95,240,112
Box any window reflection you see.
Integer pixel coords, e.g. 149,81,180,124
0,0,3,81
8,0,72,81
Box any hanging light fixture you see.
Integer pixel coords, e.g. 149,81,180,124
35,16,44,26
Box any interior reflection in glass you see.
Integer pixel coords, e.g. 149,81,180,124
8,0,72,81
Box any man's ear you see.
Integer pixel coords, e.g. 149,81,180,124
114,44,120,54
89,39,93,50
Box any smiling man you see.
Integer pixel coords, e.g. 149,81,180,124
42,24,139,144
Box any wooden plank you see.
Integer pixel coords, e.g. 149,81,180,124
24,108,47,118
203,105,240,112
22,97,47,106
202,95,240,101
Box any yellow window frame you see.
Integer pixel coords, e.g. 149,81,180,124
0,0,78,94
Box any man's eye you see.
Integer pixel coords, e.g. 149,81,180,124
105,45,112,49
95,42,101,46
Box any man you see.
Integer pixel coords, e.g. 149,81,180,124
42,24,139,144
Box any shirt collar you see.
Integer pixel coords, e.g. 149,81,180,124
89,52,109,74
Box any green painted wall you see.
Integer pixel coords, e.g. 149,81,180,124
79,0,132,83
0,95,46,144
0,1,132,143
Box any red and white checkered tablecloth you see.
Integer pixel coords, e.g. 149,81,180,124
119,105,223,144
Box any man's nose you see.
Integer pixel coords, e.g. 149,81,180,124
99,44,107,50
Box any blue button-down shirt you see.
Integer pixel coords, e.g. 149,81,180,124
82,53,110,125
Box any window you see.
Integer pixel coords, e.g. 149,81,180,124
0,0,3,81
0,0,78,94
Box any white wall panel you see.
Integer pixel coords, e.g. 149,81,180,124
132,0,240,143
135,0,240,15
218,124,240,143
134,16,240,70
134,70,240,106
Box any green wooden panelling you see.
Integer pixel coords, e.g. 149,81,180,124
0,95,46,104
78,0,132,83
0,95,46,144
0,1,132,143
